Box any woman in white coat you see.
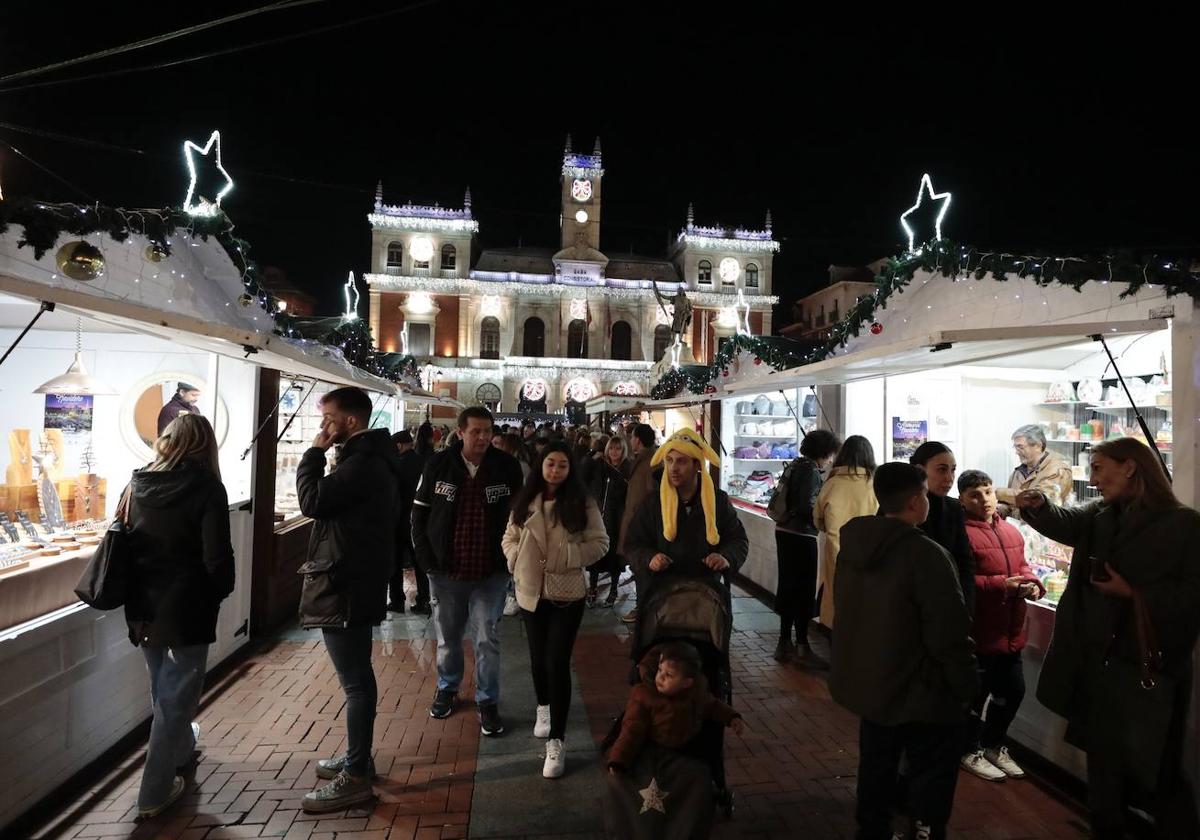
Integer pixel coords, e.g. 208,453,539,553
502,441,608,779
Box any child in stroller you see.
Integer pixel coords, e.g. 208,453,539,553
608,641,744,772
601,575,741,839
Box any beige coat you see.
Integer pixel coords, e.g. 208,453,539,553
814,467,876,628
618,445,657,554
502,493,609,612
996,450,1074,507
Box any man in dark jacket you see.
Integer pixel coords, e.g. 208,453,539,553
295,387,402,814
830,462,978,840
623,428,749,659
387,430,428,614
617,423,659,624
412,406,523,735
156,382,202,436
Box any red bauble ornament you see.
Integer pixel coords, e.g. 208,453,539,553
705,385,717,393
753,357,762,365
870,322,884,335
721,369,729,377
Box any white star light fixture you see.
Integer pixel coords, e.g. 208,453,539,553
899,173,952,253
182,130,234,216
342,271,360,320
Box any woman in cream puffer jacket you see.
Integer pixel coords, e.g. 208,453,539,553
502,442,608,779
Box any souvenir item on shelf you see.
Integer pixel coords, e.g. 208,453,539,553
733,446,760,459
39,546,62,557
1044,571,1068,604
1079,421,1094,441
770,444,792,459
1077,378,1103,403
753,395,773,416
736,401,753,416
1045,382,1076,403
770,397,790,417
740,422,759,435
7,430,34,487
755,441,773,458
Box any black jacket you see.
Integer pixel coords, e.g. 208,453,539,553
394,448,424,548
156,395,202,436
296,428,403,628
590,459,630,551
920,493,976,616
124,464,235,647
829,515,978,726
411,442,524,576
776,456,823,535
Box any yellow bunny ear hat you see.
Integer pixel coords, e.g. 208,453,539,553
650,428,722,545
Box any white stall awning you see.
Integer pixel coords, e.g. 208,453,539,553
726,320,1168,392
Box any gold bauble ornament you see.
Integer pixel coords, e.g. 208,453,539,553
237,293,254,307
56,241,105,282
144,243,168,263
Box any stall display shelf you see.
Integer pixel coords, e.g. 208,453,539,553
1086,403,1171,416
732,457,791,462
733,434,795,440
735,413,795,420
1036,401,1085,407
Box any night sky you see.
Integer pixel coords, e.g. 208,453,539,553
2,4,1195,327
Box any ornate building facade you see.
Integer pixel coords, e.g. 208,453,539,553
365,137,781,421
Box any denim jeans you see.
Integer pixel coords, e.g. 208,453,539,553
138,645,208,809
322,625,377,777
429,572,508,705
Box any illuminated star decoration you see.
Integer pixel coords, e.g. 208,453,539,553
343,271,360,320
899,173,951,253
638,778,669,815
182,130,234,216
735,288,752,336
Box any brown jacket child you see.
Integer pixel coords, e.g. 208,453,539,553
607,642,743,771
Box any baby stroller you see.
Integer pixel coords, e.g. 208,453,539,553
600,568,735,839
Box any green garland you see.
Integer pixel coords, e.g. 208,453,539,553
650,333,809,399
0,196,300,335
651,239,1200,399
812,239,1199,364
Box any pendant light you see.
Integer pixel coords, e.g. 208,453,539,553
33,318,118,396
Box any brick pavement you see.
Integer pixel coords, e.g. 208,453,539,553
21,589,1089,840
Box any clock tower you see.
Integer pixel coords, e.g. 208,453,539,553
560,134,603,251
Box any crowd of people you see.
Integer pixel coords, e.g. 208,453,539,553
113,392,1200,840
775,425,1200,839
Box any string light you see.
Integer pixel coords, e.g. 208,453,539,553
899,173,951,253
182,130,234,216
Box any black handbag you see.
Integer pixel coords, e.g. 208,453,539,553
1102,588,1176,792
74,485,135,610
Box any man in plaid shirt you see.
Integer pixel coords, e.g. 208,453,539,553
412,407,524,735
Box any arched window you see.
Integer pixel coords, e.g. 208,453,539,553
386,242,403,272
697,260,712,284
653,324,673,362
745,263,759,288
567,318,588,358
441,243,457,271
476,383,501,412
611,320,632,361
479,316,500,360
523,316,545,357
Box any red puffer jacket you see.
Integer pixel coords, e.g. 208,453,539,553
966,516,1044,655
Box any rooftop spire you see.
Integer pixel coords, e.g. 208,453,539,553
374,180,383,210
686,202,695,229
564,133,573,154
593,136,602,157
765,209,773,232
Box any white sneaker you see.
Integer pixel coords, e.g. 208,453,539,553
534,705,551,739
543,738,565,779
961,750,1006,782
503,593,520,616
984,746,1026,778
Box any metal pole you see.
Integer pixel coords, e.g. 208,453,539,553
0,301,55,368
1094,334,1171,481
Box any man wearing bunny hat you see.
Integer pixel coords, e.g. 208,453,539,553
623,428,748,655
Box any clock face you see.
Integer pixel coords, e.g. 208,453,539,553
575,210,589,224
719,257,741,284
571,179,593,202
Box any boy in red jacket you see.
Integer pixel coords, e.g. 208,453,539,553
957,470,1045,782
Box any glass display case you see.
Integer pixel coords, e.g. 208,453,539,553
274,379,334,524
719,388,817,510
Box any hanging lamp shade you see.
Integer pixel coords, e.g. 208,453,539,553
33,318,118,396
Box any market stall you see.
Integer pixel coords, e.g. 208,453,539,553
0,201,406,831
728,265,1198,782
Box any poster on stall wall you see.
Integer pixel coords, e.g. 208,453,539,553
892,418,928,460
44,394,94,475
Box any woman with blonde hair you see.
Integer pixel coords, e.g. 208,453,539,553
1015,438,1200,837
814,435,877,629
126,413,236,819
